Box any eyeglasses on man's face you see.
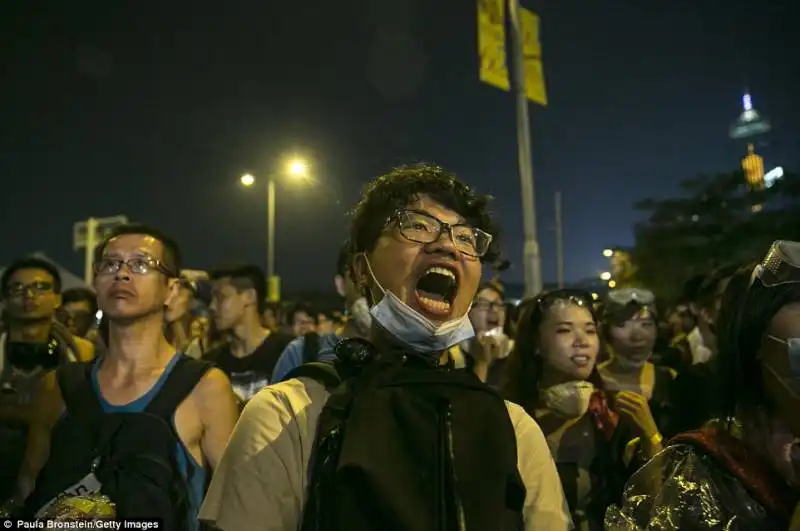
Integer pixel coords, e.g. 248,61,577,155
93,256,174,277
391,210,492,258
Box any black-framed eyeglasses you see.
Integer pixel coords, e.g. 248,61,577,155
390,209,493,258
4,280,55,298
473,298,506,311
751,240,800,288
93,256,175,277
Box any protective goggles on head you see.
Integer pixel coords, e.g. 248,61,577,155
604,288,657,322
607,288,655,306
751,240,800,288
534,289,595,314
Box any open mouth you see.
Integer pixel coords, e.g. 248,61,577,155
571,354,591,367
414,265,458,318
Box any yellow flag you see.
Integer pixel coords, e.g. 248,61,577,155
478,0,510,91
521,8,548,106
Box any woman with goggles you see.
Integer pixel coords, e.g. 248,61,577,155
607,241,800,530
501,290,637,530
597,288,677,447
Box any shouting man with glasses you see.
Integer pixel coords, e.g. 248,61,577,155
201,164,570,531
0,257,95,503
14,225,238,529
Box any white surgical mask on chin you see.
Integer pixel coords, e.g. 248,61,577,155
362,254,475,358
541,381,595,418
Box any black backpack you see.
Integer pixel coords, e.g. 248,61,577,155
287,338,526,531
24,355,211,529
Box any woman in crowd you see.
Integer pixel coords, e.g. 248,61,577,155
464,281,513,386
597,288,677,438
502,289,656,530
606,241,800,530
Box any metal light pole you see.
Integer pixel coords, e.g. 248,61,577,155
508,0,542,297
241,159,309,303
267,178,276,283
73,215,128,285
84,217,99,285
555,191,564,289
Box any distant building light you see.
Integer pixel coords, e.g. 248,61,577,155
743,93,752,111
591,292,599,300
764,166,784,188
608,280,617,288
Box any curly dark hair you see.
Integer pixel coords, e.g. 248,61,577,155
347,163,500,266
501,289,604,415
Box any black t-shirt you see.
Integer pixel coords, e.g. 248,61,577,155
205,332,293,402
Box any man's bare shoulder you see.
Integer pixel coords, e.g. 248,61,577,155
191,367,238,415
194,366,234,396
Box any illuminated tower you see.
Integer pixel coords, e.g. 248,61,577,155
729,92,771,141
730,91,772,195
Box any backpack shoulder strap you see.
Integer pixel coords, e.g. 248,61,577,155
302,332,320,364
50,321,80,363
56,361,103,419
144,356,213,419
284,361,343,390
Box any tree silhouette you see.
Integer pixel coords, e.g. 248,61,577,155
623,169,799,302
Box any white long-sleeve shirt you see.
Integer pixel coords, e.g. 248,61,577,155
200,376,572,531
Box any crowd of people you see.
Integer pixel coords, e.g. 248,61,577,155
0,163,798,530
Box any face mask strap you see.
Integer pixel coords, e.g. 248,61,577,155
359,253,385,304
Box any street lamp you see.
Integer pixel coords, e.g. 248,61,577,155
287,159,308,178
240,157,310,302
602,248,614,258
600,271,612,281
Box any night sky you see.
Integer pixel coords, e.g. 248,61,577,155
1,1,798,293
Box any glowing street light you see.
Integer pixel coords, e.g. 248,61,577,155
608,280,617,288
603,249,614,258
600,271,612,281
287,159,309,178
239,157,312,301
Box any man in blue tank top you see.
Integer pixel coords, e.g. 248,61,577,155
15,224,239,529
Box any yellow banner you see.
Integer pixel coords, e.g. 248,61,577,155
478,0,510,91
521,8,548,106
